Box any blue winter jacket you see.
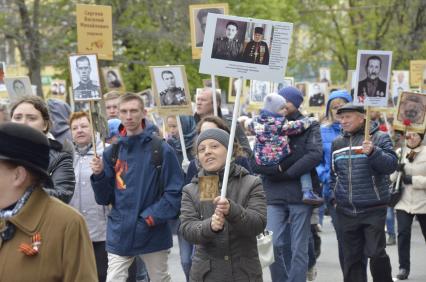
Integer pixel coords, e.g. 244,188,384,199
330,124,397,215
91,122,184,256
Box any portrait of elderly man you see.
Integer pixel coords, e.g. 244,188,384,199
242,27,270,65
73,55,101,100
196,8,222,47
12,79,27,97
211,21,243,61
398,94,426,125
159,70,187,106
357,55,387,99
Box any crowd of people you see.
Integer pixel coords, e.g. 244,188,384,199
0,83,425,282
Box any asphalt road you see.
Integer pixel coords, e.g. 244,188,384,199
168,216,426,281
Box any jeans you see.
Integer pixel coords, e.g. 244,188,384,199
300,173,312,193
386,207,395,237
135,257,149,281
267,204,312,282
93,241,108,282
396,210,426,271
337,208,392,282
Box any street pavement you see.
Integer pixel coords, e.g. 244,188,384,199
168,216,426,281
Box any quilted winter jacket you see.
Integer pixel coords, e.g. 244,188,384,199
180,164,267,282
330,124,397,215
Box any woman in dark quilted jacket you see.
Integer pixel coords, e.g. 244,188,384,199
10,95,75,203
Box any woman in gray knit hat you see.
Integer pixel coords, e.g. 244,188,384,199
179,128,267,281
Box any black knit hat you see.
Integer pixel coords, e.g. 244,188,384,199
336,103,365,115
0,122,51,185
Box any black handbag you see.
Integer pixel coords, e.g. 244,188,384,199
389,171,403,208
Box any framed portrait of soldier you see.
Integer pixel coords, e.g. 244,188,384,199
319,67,331,86
295,82,307,98
202,78,220,88
394,92,426,133
189,3,229,59
50,80,67,97
69,54,102,101
137,89,155,109
272,77,294,94
247,80,272,111
306,82,327,111
0,62,5,91
4,76,33,101
354,50,392,107
227,77,247,103
150,65,192,116
200,14,293,82
102,67,125,91
391,71,410,107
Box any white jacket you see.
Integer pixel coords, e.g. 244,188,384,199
391,145,426,214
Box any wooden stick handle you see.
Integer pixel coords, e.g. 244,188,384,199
364,106,371,141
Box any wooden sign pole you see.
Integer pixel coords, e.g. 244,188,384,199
88,100,98,157
364,106,371,141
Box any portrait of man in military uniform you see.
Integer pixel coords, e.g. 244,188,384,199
159,70,187,106
242,27,270,65
308,83,326,107
196,8,223,47
211,21,243,61
357,55,388,100
70,55,101,101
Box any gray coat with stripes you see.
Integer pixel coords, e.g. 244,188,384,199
330,123,397,215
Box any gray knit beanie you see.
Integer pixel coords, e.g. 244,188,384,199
263,93,287,114
197,128,230,149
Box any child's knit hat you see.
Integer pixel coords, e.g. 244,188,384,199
263,93,287,114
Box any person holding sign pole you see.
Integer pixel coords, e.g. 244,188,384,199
330,103,397,282
180,128,266,281
251,87,322,282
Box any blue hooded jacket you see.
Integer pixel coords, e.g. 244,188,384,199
91,121,184,256
316,90,352,201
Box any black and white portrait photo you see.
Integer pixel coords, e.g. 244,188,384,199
391,71,410,107
4,76,33,101
50,80,66,96
150,65,192,116
211,19,247,62
228,77,246,103
354,50,392,107
273,77,294,93
137,89,155,109
319,67,331,85
249,80,271,103
307,82,327,107
394,92,426,133
241,24,272,65
102,67,124,91
69,54,102,101
189,3,228,59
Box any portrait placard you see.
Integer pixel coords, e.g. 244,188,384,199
202,78,220,88
306,82,327,111
272,77,294,93
0,62,5,91
227,77,247,103
76,4,113,60
150,65,192,116
295,82,307,98
50,80,67,99
391,71,410,107
199,175,219,201
409,60,426,88
102,67,125,91
200,14,293,82
247,80,273,111
354,50,392,107
69,54,102,101
4,76,33,101
319,67,331,85
394,91,426,133
189,3,229,59
137,89,156,109
90,100,109,142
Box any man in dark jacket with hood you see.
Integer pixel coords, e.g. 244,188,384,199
330,103,397,282
252,86,323,282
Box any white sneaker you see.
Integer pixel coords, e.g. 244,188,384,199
307,266,317,281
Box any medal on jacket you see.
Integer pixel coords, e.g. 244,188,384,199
199,176,219,201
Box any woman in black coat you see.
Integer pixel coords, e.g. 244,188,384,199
10,95,75,203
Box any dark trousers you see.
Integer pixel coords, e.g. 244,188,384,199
337,208,392,282
93,241,108,282
396,210,426,271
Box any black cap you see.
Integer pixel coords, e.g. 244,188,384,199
336,103,365,115
254,27,264,34
0,122,52,186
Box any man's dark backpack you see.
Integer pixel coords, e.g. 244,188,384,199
110,135,164,198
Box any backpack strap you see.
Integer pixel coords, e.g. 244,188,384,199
150,135,164,198
111,143,120,167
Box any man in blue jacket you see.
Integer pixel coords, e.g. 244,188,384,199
252,86,323,282
90,93,184,282
330,103,397,282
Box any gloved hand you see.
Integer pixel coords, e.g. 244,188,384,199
402,174,412,185
397,163,405,172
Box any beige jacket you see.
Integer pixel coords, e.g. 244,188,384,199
391,145,426,214
0,188,97,281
